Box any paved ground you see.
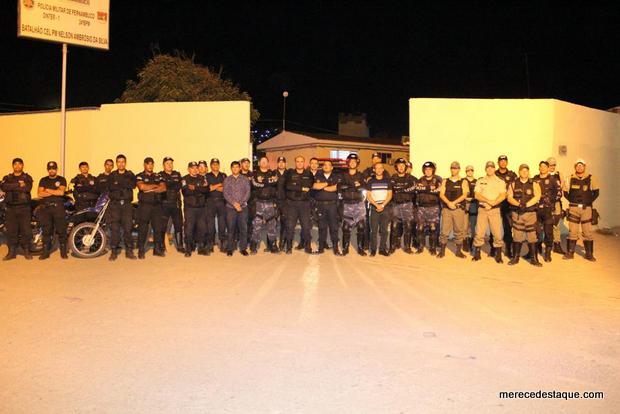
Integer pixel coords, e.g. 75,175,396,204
1,234,619,413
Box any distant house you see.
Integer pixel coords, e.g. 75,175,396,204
256,130,409,170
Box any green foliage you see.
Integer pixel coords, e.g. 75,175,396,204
117,53,260,124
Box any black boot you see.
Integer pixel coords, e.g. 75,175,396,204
138,249,146,259
437,243,446,258
332,243,343,256
455,243,466,258
125,248,137,260
184,242,193,258
415,230,425,254
109,248,119,261
153,243,166,257
39,240,51,260
268,239,279,254
505,242,513,260
488,235,496,257
295,238,305,250
59,242,68,259
584,240,596,262
544,244,552,262
197,243,208,256
356,225,367,256
553,241,566,255
22,244,32,260
249,241,258,255
219,238,227,254
389,224,398,254
563,239,576,260
528,243,542,267
402,229,413,254
428,233,437,256
3,246,17,261
508,242,521,265
285,239,293,255
317,241,326,254
462,237,471,253
471,246,481,261
494,246,503,264
342,231,351,256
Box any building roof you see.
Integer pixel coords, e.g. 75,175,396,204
257,130,406,151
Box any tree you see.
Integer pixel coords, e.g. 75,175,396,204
117,53,260,124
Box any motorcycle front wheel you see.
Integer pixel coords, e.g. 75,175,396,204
69,222,108,258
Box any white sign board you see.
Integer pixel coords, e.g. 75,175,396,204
17,0,110,50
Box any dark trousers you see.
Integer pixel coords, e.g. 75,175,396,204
137,202,164,251
74,198,97,212
226,206,248,251
109,201,134,251
286,199,312,244
5,204,31,249
536,207,554,246
206,197,227,245
161,202,183,235
317,201,339,247
184,207,205,250
38,203,67,246
370,206,390,252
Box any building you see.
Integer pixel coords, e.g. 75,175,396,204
257,130,408,171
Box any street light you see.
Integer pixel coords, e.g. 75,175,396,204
282,91,289,131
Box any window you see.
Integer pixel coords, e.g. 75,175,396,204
330,150,354,159
377,152,392,163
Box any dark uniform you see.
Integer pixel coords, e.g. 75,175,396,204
495,168,518,257
95,172,111,195
563,170,599,261
314,170,343,254
275,167,288,251
463,176,478,252
70,173,98,211
37,173,68,259
136,171,165,257
339,169,367,256
250,168,279,253
389,171,416,253
1,171,33,259
181,172,209,256
205,170,227,252
414,171,442,254
508,177,541,266
533,172,561,262
278,168,315,253
160,168,184,252
107,170,137,259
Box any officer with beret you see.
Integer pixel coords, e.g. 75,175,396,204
159,156,184,253
1,158,33,260
70,161,98,211
37,161,68,260
107,154,137,261
136,157,167,259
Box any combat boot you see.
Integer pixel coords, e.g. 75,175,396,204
563,239,576,260
3,246,17,261
508,242,522,265
437,243,446,258
342,232,351,256
471,246,481,261
462,237,471,253
584,240,596,262
494,247,503,264
249,241,258,255
544,244,552,262
415,230,425,254
528,243,542,267
125,248,137,260
553,241,566,255
59,242,68,259
455,243,466,258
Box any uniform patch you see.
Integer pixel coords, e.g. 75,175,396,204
526,189,532,195
89,180,94,185
55,181,60,187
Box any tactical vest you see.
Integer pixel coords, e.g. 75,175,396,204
416,176,441,207
511,179,536,212
161,171,182,205
391,175,414,204
567,175,594,206
341,172,365,203
443,178,464,206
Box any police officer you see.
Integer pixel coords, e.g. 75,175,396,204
275,156,288,251
533,160,561,262
70,161,98,211
1,158,33,260
495,155,518,258
463,165,478,252
240,157,254,246
547,157,567,255
313,159,343,255
389,157,416,254
182,161,209,257
96,158,114,194
197,160,209,177
37,161,68,260
299,157,321,251
438,161,469,258
563,159,599,261
107,154,137,261
250,156,279,254
339,153,367,256
507,164,542,266
205,158,227,253
472,161,506,263
159,156,184,253
278,155,316,254
136,157,166,259
414,161,442,255
367,162,393,256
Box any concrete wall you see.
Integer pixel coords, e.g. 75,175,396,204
409,98,620,226
0,101,251,196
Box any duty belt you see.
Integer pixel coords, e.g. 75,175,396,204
316,200,337,204
569,203,591,208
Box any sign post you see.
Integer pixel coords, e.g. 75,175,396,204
17,0,110,175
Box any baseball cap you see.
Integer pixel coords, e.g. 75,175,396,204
210,158,220,165
485,161,496,169
277,156,286,163
188,161,198,167
450,161,460,169
346,153,359,161
518,163,529,171
575,158,586,166
240,157,250,163
371,152,381,159
498,155,508,161
46,161,58,170
465,165,474,171
546,157,557,165
144,157,154,164
12,158,24,165
197,160,208,166
163,156,174,163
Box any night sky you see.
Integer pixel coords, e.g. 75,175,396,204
2,1,620,138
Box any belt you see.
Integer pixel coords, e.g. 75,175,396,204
42,202,62,207
569,203,590,208
316,200,337,204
